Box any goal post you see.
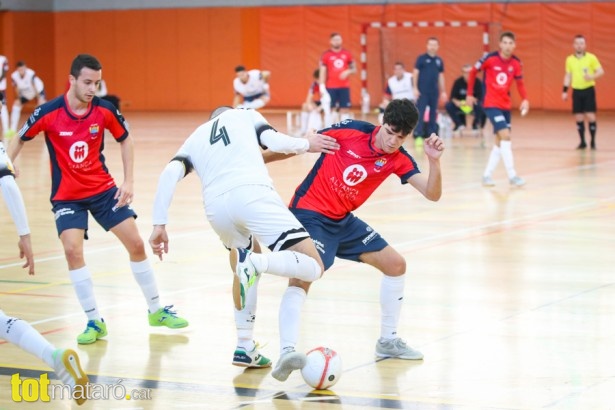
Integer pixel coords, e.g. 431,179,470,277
360,21,495,114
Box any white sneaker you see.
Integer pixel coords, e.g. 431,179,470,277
271,350,307,382
509,176,526,187
375,338,423,360
482,176,496,187
53,349,89,405
234,248,259,310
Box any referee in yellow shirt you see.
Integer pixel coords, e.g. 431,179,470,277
562,34,604,150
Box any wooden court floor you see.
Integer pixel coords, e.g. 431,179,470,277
0,110,613,409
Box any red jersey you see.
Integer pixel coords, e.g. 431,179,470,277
19,94,129,201
290,120,420,219
320,49,354,89
309,80,321,103
467,51,527,110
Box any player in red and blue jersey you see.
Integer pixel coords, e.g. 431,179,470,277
264,99,444,380
8,54,188,345
319,33,356,126
299,69,323,136
467,31,529,187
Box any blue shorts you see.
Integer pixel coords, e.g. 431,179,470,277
326,87,351,109
484,108,511,133
51,186,137,238
290,208,388,270
243,92,265,102
20,90,46,105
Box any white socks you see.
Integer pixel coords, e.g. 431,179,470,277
235,277,259,351
300,111,309,134
130,259,162,313
380,275,405,340
10,104,21,131
307,110,323,131
69,266,100,321
249,251,321,282
0,310,55,368
499,140,517,179
483,145,501,177
279,286,306,354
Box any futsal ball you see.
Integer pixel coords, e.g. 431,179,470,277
459,101,473,114
300,347,342,390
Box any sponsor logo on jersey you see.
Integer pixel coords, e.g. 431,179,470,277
69,141,88,163
59,131,73,137
496,72,508,85
346,149,361,159
342,164,367,186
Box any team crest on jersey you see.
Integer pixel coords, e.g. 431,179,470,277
89,124,100,137
342,164,367,186
374,158,387,172
69,141,88,163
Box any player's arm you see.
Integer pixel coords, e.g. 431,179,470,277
439,72,447,101
149,154,194,260
412,67,420,97
260,70,271,82
465,64,481,106
515,72,529,114
259,125,339,156
340,60,357,80
0,168,34,275
405,133,444,201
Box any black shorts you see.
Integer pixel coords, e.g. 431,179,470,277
572,87,596,114
0,90,5,105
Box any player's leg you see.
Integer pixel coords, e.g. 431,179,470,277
427,92,439,136
482,108,504,186
10,98,24,132
572,89,586,149
91,187,188,329
492,110,523,186
338,87,352,121
414,94,428,140
0,309,89,404
584,87,597,149
0,92,9,139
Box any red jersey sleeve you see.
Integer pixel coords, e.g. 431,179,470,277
19,107,51,141
98,99,129,142
396,147,420,183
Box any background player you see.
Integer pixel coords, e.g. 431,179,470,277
467,31,529,187
319,32,356,126
299,69,323,136
562,34,604,150
8,54,188,345
262,99,444,381
413,37,447,148
0,54,9,139
377,61,415,124
445,64,485,136
9,61,46,134
233,65,270,110
148,106,339,375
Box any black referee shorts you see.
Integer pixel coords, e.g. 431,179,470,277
572,86,597,114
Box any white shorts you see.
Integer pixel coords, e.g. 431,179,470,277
206,184,308,251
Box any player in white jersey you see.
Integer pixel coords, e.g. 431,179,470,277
149,106,339,375
378,62,415,124
9,61,46,134
0,55,9,139
0,144,89,405
233,66,270,110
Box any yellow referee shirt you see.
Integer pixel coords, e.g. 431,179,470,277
565,52,602,90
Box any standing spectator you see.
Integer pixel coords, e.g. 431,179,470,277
445,64,485,136
233,66,270,110
413,37,447,148
562,34,604,150
467,31,529,187
319,32,356,126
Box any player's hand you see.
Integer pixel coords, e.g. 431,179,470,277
423,133,445,160
149,225,169,261
466,95,476,106
339,70,350,80
114,180,134,209
520,99,530,116
440,91,448,102
306,130,340,154
561,92,568,101
18,234,34,275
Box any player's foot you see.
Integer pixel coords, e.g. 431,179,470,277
576,142,587,149
482,176,495,187
271,350,306,381
233,342,272,368
53,349,89,405
590,141,596,150
148,305,189,328
234,248,259,310
77,319,107,344
414,137,424,149
509,175,526,187
375,337,424,360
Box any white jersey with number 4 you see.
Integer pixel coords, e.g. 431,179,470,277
11,68,44,100
233,70,268,99
174,109,305,201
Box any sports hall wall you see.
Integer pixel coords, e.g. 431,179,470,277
0,2,613,111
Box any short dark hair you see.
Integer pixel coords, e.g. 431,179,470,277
394,61,405,68
574,34,585,40
16,61,25,68
500,31,515,41
313,69,320,79
427,37,439,43
330,32,340,39
210,106,232,119
70,54,102,78
235,65,246,73
382,98,418,136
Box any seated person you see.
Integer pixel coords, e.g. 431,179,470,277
445,64,485,134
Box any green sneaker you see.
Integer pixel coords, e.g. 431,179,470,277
232,342,272,368
148,305,189,328
77,319,107,345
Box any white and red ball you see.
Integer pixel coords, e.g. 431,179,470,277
300,347,342,390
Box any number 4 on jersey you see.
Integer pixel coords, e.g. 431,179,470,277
210,119,231,146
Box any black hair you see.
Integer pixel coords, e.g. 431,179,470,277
382,98,418,136
500,31,515,42
16,61,25,67
235,65,246,73
210,106,233,119
70,54,102,78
